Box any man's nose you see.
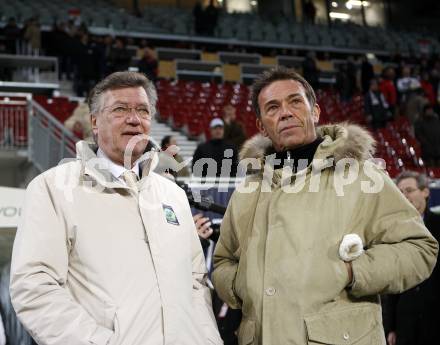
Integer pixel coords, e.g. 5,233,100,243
279,101,293,120
126,111,141,124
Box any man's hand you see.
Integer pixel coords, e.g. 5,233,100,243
345,261,353,287
193,213,213,239
387,331,397,345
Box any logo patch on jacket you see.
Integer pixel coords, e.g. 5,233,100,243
163,204,179,225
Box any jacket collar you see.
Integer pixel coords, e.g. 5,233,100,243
75,141,159,189
239,123,376,178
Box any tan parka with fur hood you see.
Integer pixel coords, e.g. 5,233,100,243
213,123,438,345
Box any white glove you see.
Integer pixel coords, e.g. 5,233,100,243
339,234,364,262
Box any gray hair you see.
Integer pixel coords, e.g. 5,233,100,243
396,170,430,190
88,71,158,116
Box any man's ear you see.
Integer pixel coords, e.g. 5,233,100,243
312,103,321,124
422,187,430,200
91,114,98,136
256,117,268,137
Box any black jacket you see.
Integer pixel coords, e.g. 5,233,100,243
382,208,440,345
192,139,238,178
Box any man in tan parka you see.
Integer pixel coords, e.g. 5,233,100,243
212,67,438,345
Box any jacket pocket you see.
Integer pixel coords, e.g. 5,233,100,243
304,305,383,345
238,319,255,345
89,304,119,345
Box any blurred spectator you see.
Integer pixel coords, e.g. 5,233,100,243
364,79,389,129
204,0,219,36
414,104,440,167
89,35,106,82
3,17,21,54
303,0,317,24
108,38,131,73
397,65,421,108
420,71,436,106
379,66,397,117
156,135,190,178
383,171,440,345
50,22,74,80
336,62,355,102
74,34,96,97
222,105,246,150
22,17,41,55
361,56,375,94
102,35,114,76
406,88,428,126
302,51,319,89
192,118,238,178
192,1,204,35
64,102,92,141
136,39,149,59
137,46,158,82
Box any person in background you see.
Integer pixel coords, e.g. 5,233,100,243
361,56,375,94
108,37,131,73
137,46,158,83
222,105,246,150
192,118,238,178
383,171,440,345
414,104,440,167
73,33,96,97
420,71,436,106
379,66,397,118
157,135,190,178
3,17,21,54
397,65,421,115
64,101,93,141
364,78,390,129
302,51,319,90
23,16,41,55
204,0,219,36
303,0,317,24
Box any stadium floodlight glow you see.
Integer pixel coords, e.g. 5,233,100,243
346,0,370,7
329,12,351,19
250,0,257,6
332,1,338,7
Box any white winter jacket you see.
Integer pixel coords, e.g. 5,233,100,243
10,141,222,345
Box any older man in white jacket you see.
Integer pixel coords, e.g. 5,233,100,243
10,71,223,345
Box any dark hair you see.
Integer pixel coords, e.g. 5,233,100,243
161,135,172,150
423,103,433,114
251,66,317,118
88,71,157,116
396,170,429,190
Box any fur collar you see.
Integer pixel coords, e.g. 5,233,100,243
239,123,376,163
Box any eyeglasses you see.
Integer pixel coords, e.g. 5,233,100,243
400,187,419,195
104,104,152,120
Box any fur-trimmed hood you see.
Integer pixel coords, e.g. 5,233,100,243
239,123,376,163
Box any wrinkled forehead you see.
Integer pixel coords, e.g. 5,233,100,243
259,79,307,105
397,177,418,190
99,87,150,109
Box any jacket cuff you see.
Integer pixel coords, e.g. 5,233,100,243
347,254,369,297
89,325,114,345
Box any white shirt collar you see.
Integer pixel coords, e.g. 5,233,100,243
97,148,140,182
